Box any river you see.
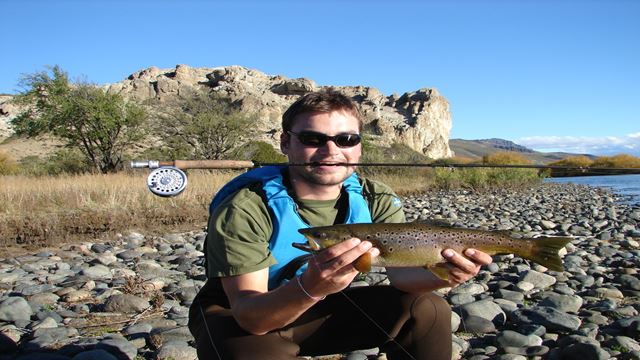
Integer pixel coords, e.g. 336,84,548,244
545,174,640,205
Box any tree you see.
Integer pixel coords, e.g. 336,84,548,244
156,90,254,160
11,66,148,173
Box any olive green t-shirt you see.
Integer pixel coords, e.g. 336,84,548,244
205,176,406,278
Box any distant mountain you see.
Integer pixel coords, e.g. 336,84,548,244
450,138,596,164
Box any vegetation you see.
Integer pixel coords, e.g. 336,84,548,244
546,154,640,177
153,89,255,160
482,151,532,165
0,151,18,175
0,171,238,247
229,140,287,164
11,66,148,173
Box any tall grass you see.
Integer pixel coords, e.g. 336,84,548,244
0,170,239,247
1,165,543,247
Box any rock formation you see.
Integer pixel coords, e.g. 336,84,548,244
1,65,454,158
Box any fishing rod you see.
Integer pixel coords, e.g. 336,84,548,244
130,159,640,197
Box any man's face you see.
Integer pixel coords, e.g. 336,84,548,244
281,110,362,187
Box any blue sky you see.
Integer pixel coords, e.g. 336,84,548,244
1,0,638,155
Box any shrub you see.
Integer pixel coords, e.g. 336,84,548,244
591,154,640,168
17,149,92,176
482,151,532,165
230,141,287,164
0,152,18,175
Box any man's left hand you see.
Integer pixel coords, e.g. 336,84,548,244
441,248,493,287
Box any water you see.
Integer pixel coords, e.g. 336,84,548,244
545,174,640,205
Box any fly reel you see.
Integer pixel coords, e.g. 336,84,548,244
146,167,188,197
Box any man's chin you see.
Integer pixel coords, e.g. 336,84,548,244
305,169,352,186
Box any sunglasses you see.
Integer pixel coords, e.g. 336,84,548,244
287,131,362,148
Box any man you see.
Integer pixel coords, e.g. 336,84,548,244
189,90,492,359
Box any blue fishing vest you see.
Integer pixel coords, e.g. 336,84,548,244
208,166,372,289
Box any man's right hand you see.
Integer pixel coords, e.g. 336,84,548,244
299,238,379,299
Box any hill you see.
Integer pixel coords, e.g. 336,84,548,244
450,138,596,164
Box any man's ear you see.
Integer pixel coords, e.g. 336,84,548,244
280,131,290,155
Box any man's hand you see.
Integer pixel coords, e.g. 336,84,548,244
300,238,379,299
440,248,493,287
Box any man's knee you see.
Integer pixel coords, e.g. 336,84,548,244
412,293,452,332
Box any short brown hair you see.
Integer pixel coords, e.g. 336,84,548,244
281,90,364,132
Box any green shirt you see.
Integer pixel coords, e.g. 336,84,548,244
205,175,406,278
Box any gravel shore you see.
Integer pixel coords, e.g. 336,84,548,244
1,183,639,360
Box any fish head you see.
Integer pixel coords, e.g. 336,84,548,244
298,226,352,250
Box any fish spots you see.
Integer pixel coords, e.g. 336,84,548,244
382,239,388,245
388,247,394,253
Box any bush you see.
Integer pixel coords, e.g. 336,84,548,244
591,154,640,168
360,141,431,176
230,141,287,164
482,151,532,165
17,149,92,176
0,151,18,175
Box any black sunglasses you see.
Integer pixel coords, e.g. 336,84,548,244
287,131,362,148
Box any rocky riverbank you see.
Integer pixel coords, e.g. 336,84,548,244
1,183,639,360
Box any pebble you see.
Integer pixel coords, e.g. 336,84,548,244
0,183,637,359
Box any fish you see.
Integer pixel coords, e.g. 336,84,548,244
295,222,571,280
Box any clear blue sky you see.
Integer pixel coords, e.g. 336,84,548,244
1,0,638,155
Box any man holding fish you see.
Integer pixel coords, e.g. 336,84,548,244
189,90,494,360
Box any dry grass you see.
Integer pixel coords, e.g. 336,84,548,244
0,170,239,247
0,167,541,248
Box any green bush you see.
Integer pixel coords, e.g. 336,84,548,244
230,141,287,164
18,149,92,176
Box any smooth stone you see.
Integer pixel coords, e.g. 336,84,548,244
512,306,582,332
95,338,138,360
122,323,153,336
156,342,197,360
458,300,506,326
150,326,194,343
607,336,640,352
63,290,92,302
103,294,150,314
0,297,33,322
29,292,60,306
71,349,118,360
593,287,624,299
80,265,112,280
519,270,556,289
560,343,611,360
459,315,496,334
539,292,583,313
451,311,461,332
496,330,543,348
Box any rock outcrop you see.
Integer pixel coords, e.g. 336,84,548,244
1,64,454,158
0,95,18,140
105,64,453,158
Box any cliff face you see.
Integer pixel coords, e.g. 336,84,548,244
105,65,453,158
1,65,453,159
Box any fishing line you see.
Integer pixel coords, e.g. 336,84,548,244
305,252,418,360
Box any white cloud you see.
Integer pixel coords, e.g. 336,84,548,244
517,133,640,156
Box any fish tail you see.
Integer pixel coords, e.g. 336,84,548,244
518,236,572,272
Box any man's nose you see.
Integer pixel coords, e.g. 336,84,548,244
321,139,342,153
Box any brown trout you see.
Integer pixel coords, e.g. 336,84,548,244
297,223,571,279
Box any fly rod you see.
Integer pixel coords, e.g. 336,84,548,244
131,160,640,197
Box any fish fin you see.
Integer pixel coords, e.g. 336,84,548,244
292,242,315,253
519,236,572,272
354,253,372,272
427,263,450,281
